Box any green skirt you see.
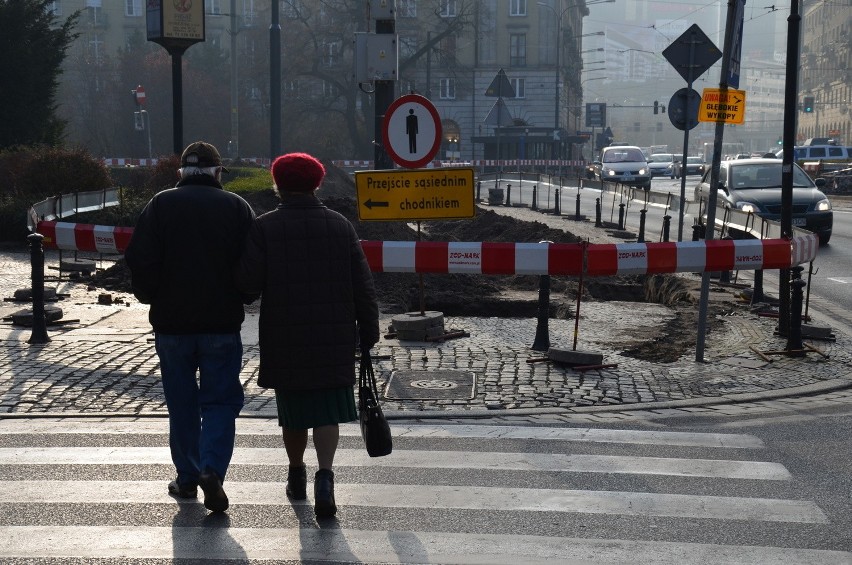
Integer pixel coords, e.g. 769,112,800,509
275,386,357,430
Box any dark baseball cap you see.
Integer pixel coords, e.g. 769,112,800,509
180,141,229,172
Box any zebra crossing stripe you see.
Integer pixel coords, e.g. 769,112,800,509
0,420,766,449
0,447,789,480
0,480,827,523
0,526,847,564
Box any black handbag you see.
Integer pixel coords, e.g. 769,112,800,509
358,350,393,457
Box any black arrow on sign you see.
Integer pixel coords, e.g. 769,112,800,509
364,199,389,209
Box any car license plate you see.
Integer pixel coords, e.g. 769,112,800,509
792,217,806,226
622,175,634,181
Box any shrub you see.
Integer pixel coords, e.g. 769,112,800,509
0,146,112,199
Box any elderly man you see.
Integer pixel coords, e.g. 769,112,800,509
125,141,255,513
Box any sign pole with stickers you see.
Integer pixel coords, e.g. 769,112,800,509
694,0,746,363
145,0,206,155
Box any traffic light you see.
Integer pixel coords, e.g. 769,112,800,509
803,96,814,113
653,100,659,114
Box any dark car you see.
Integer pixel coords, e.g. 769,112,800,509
674,156,705,177
693,158,833,245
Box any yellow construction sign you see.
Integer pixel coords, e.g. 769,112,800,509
354,167,476,221
698,88,746,125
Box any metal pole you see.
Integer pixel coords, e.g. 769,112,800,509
27,233,50,344
170,52,183,155
270,2,281,158
778,0,803,339
230,0,239,159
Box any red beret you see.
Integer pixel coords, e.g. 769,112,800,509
271,152,326,192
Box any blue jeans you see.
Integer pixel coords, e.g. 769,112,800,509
155,333,244,486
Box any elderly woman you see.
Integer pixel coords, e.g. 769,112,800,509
235,152,380,519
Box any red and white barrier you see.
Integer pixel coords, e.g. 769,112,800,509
37,221,133,255
35,221,817,275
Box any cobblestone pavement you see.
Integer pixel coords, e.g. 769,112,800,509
1,195,850,419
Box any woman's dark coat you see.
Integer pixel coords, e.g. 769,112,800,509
235,192,380,390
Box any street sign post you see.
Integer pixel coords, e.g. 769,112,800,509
354,168,475,221
698,88,746,124
382,94,442,169
668,88,700,131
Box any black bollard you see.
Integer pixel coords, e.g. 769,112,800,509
531,274,551,351
505,184,512,207
637,209,647,242
692,223,704,241
575,193,581,219
720,269,731,283
27,233,50,344
750,269,765,304
786,266,806,356
531,185,538,210
662,215,671,242
595,198,602,227
476,180,482,202
554,188,561,215
618,202,625,230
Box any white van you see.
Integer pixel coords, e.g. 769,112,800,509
776,145,852,161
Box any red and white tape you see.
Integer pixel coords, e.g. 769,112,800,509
34,221,816,275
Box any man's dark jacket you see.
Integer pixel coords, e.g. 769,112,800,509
235,192,380,390
125,174,256,334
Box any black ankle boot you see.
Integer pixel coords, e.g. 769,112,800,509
286,465,307,500
314,469,336,518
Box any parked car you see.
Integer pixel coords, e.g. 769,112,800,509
693,158,833,245
674,156,705,177
592,146,651,189
647,153,679,178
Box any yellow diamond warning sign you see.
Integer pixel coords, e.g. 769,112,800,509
355,167,475,221
698,88,746,125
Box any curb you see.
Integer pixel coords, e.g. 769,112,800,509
2,378,849,421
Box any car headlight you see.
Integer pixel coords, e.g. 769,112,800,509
737,202,757,213
816,199,831,211
606,169,616,176
639,168,647,175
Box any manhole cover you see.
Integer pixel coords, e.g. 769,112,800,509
385,370,476,400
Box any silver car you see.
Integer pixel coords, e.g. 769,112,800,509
593,146,651,189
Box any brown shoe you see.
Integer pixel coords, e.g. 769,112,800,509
198,471,229,512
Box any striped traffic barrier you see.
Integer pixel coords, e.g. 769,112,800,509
33,221,816,277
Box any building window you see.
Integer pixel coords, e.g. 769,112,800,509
207,0,222,15
398,0,417,17
125,0,141,17
322,80,339,98
47,1,61,15
88,33,105,66
510,78,525,98
439,0,457,17
510,34,527,67
282,0,302,18
243,0,256,25
439,78,456,99
438,34,457,67
283,80,299,98
399,35,418,60
322,41,340,67
509,0,527,16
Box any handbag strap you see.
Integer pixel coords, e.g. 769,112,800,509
359,350,380,399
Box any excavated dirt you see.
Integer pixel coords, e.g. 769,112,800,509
91,165,739,363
